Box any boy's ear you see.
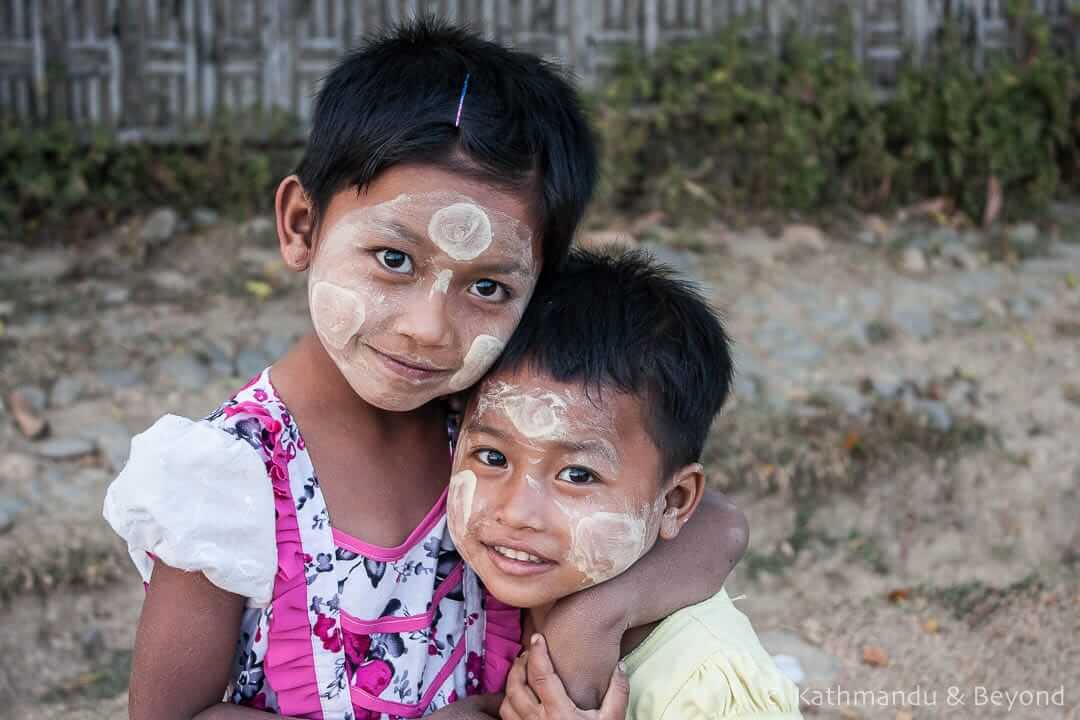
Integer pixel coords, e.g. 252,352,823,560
276,174,316,271
659,463,705,541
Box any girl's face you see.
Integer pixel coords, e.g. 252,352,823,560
306,166,541,411
447,367,670,611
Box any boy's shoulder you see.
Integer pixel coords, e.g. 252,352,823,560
622,590,803,719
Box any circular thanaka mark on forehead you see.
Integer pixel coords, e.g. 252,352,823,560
310,281,367,351
428,203,493,261
505,393,566,440
449,335,504,391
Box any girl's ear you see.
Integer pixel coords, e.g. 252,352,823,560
659,463,705,541
276,175,316,272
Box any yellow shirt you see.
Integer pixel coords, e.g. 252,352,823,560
622,589,803,719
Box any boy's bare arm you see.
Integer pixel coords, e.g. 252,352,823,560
536,489,748,709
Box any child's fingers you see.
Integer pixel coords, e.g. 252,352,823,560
503,653,542,719
597,661,631,720
524,634,573,712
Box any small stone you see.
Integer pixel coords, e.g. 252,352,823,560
17,252,76,283
192,207,221,228
88,421,132,472
781,224,827,253
940,243,980,270
80,626,106,660
917,400,952,432
950,270,1002,297
244,217,276,240
1006,296,1033,321
33,437,96,461
1064,384,1080,407
871,373,903,400
0,454,36,483
102,286,131,305
947,300,985,326
157,351,210,390
0,507,14,535
862,645,890,667
98,367,143,390
891,306,935,340
1054,320,1080,338
1007,222,1039,248
772,655,804,685
49,376,83,407
865,320,894,344
823,385,868,416
864,215,889,242
140,207,180,245
857,229,879,246
236,348,272,380
986,298,1007,318
151,270,196,293
760,630,840,686
733,372,762,401
899,246,928,274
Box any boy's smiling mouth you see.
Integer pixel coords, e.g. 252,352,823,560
481,540,558,576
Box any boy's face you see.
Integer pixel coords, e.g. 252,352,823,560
305,165,541,411
447,367,669,610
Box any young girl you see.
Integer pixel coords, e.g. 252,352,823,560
104,20,746,720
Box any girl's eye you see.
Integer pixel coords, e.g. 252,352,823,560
468,279,509,302
557,467,594,485
376,249,413,274
477,449,507,467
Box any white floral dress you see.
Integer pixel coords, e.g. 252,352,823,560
104,369,521,719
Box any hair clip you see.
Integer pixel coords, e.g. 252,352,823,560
454,73,471,128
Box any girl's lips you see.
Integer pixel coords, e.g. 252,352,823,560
367,345,452,382
483,543,557,577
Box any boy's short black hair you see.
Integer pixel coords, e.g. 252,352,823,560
491,247,734,479
296,17,598,282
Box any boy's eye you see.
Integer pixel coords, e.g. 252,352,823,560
477,449,507,467
557,467,594,485
468,279,509,302
376,249,413,274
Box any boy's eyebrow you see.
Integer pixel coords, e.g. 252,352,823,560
464,421,619,465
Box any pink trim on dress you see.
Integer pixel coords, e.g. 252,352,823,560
223,399,325,720
340,562,464,634
331,486,450,561
351,638,467,718
481,591,523,694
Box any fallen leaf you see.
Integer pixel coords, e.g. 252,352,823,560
983,175,1003,227
922,617,940,634
862,645,889,667
244,280,273,301
887,588,911,603
7,390,48,439
839,707,861,719
896,711,914,720
843,431,862,453
1067,273,1078,290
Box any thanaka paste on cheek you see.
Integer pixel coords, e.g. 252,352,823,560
310,281,367,350
448,469,477,545
428,203,493,260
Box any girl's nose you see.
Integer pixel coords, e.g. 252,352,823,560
396,288,451,348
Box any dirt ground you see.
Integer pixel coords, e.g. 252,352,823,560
1,208,1078,719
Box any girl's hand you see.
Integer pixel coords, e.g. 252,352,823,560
500,635,629,720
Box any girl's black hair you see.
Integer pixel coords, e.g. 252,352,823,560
491,248,734,479
296,17,598,284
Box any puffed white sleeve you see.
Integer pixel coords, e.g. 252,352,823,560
102,414,276,607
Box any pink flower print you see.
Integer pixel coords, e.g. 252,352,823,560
344,631,372,669
465,651,482,694
313,613,342,653
250,693,268,710
447,689,458,705
253,388,269,402
353,658,394,696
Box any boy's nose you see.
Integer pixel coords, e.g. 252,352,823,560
395,289,451,348
493,471,546,532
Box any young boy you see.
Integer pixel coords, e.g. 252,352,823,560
448,248,802,719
